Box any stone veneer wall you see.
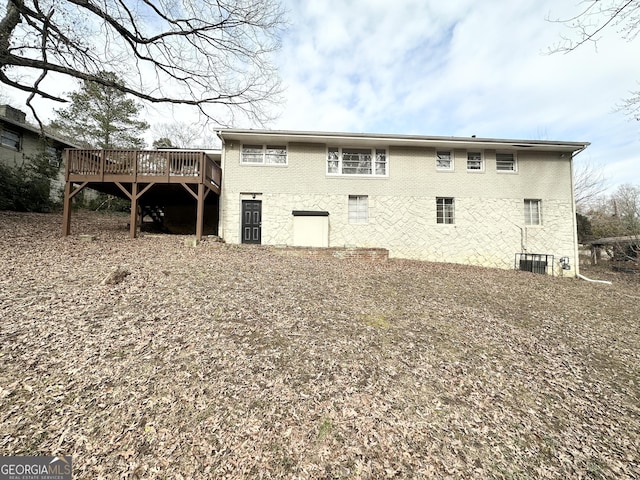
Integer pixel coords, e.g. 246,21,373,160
221,192,575,271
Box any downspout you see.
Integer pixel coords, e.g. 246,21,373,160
217,130,226,240
569,145,588,277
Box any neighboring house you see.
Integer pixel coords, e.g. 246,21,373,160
0,104,77,170
216,129,589,275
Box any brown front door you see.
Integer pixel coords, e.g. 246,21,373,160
242,200,262,244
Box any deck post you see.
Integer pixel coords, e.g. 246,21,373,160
62,181,72,236
129,183,138,238
196,182,205,241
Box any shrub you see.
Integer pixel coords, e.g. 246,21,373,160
0,153,60,213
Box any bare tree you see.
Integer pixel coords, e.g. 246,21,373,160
152,121,218,149
548,1,639,53
573,160,608,211
613,183,640,233
586,183,640,236
547,1,640,119
0,0,284,125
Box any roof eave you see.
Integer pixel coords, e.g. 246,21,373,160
1,116,81,149
217,128,589,153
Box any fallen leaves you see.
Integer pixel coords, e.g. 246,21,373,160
0,210,639,478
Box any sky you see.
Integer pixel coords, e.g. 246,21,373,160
269,0,640,191
3,0,640,191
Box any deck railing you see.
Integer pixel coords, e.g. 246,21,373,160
66,149,221,186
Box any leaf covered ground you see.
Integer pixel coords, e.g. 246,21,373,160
1,211,639,479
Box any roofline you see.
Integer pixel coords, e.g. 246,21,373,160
1,116,81,149
217,128,590,152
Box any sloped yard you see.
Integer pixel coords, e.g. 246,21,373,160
0,211,638,479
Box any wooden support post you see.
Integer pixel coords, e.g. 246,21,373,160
196,182,205,241
62,181,89,237
62,181,73,236
130,182,139,238
590,245,602,265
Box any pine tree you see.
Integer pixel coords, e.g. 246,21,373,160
50,72,149,149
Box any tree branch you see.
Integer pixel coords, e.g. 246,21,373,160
0,0,285,124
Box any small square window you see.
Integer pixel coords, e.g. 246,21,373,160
524,199,541,225
1,129,21,151
436,197,454,224
497,153,516,172
467,152,483,171
348,195,368,224
46,146,62,167
436,151,453,170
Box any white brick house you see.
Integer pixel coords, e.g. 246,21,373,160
216,129,589,275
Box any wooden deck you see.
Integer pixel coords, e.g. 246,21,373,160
62,149,222,240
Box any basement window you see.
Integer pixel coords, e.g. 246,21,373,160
348,195,369,224
241,144,287,165
436,197,455,224
524,199,541,225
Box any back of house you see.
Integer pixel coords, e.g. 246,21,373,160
217,129,589,275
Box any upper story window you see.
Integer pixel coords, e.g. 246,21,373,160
1,128,21,151
467,152,483,171
46,146,62,167
327,147,387,176
241,144,287,165
496,152,517,172
436,151,453,171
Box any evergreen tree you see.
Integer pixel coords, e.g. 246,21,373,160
50,72,149,149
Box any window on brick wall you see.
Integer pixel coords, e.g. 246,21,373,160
328,147,387,176
348,195,369,224
496,152,517,172
1,128,21,151
467,152,483,171
436,197,455,224
46,146,62,167
524,199,541,225
241,144,287,165
436,151,453,170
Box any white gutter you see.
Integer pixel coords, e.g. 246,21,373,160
217,129,590,152
216,130,226,240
